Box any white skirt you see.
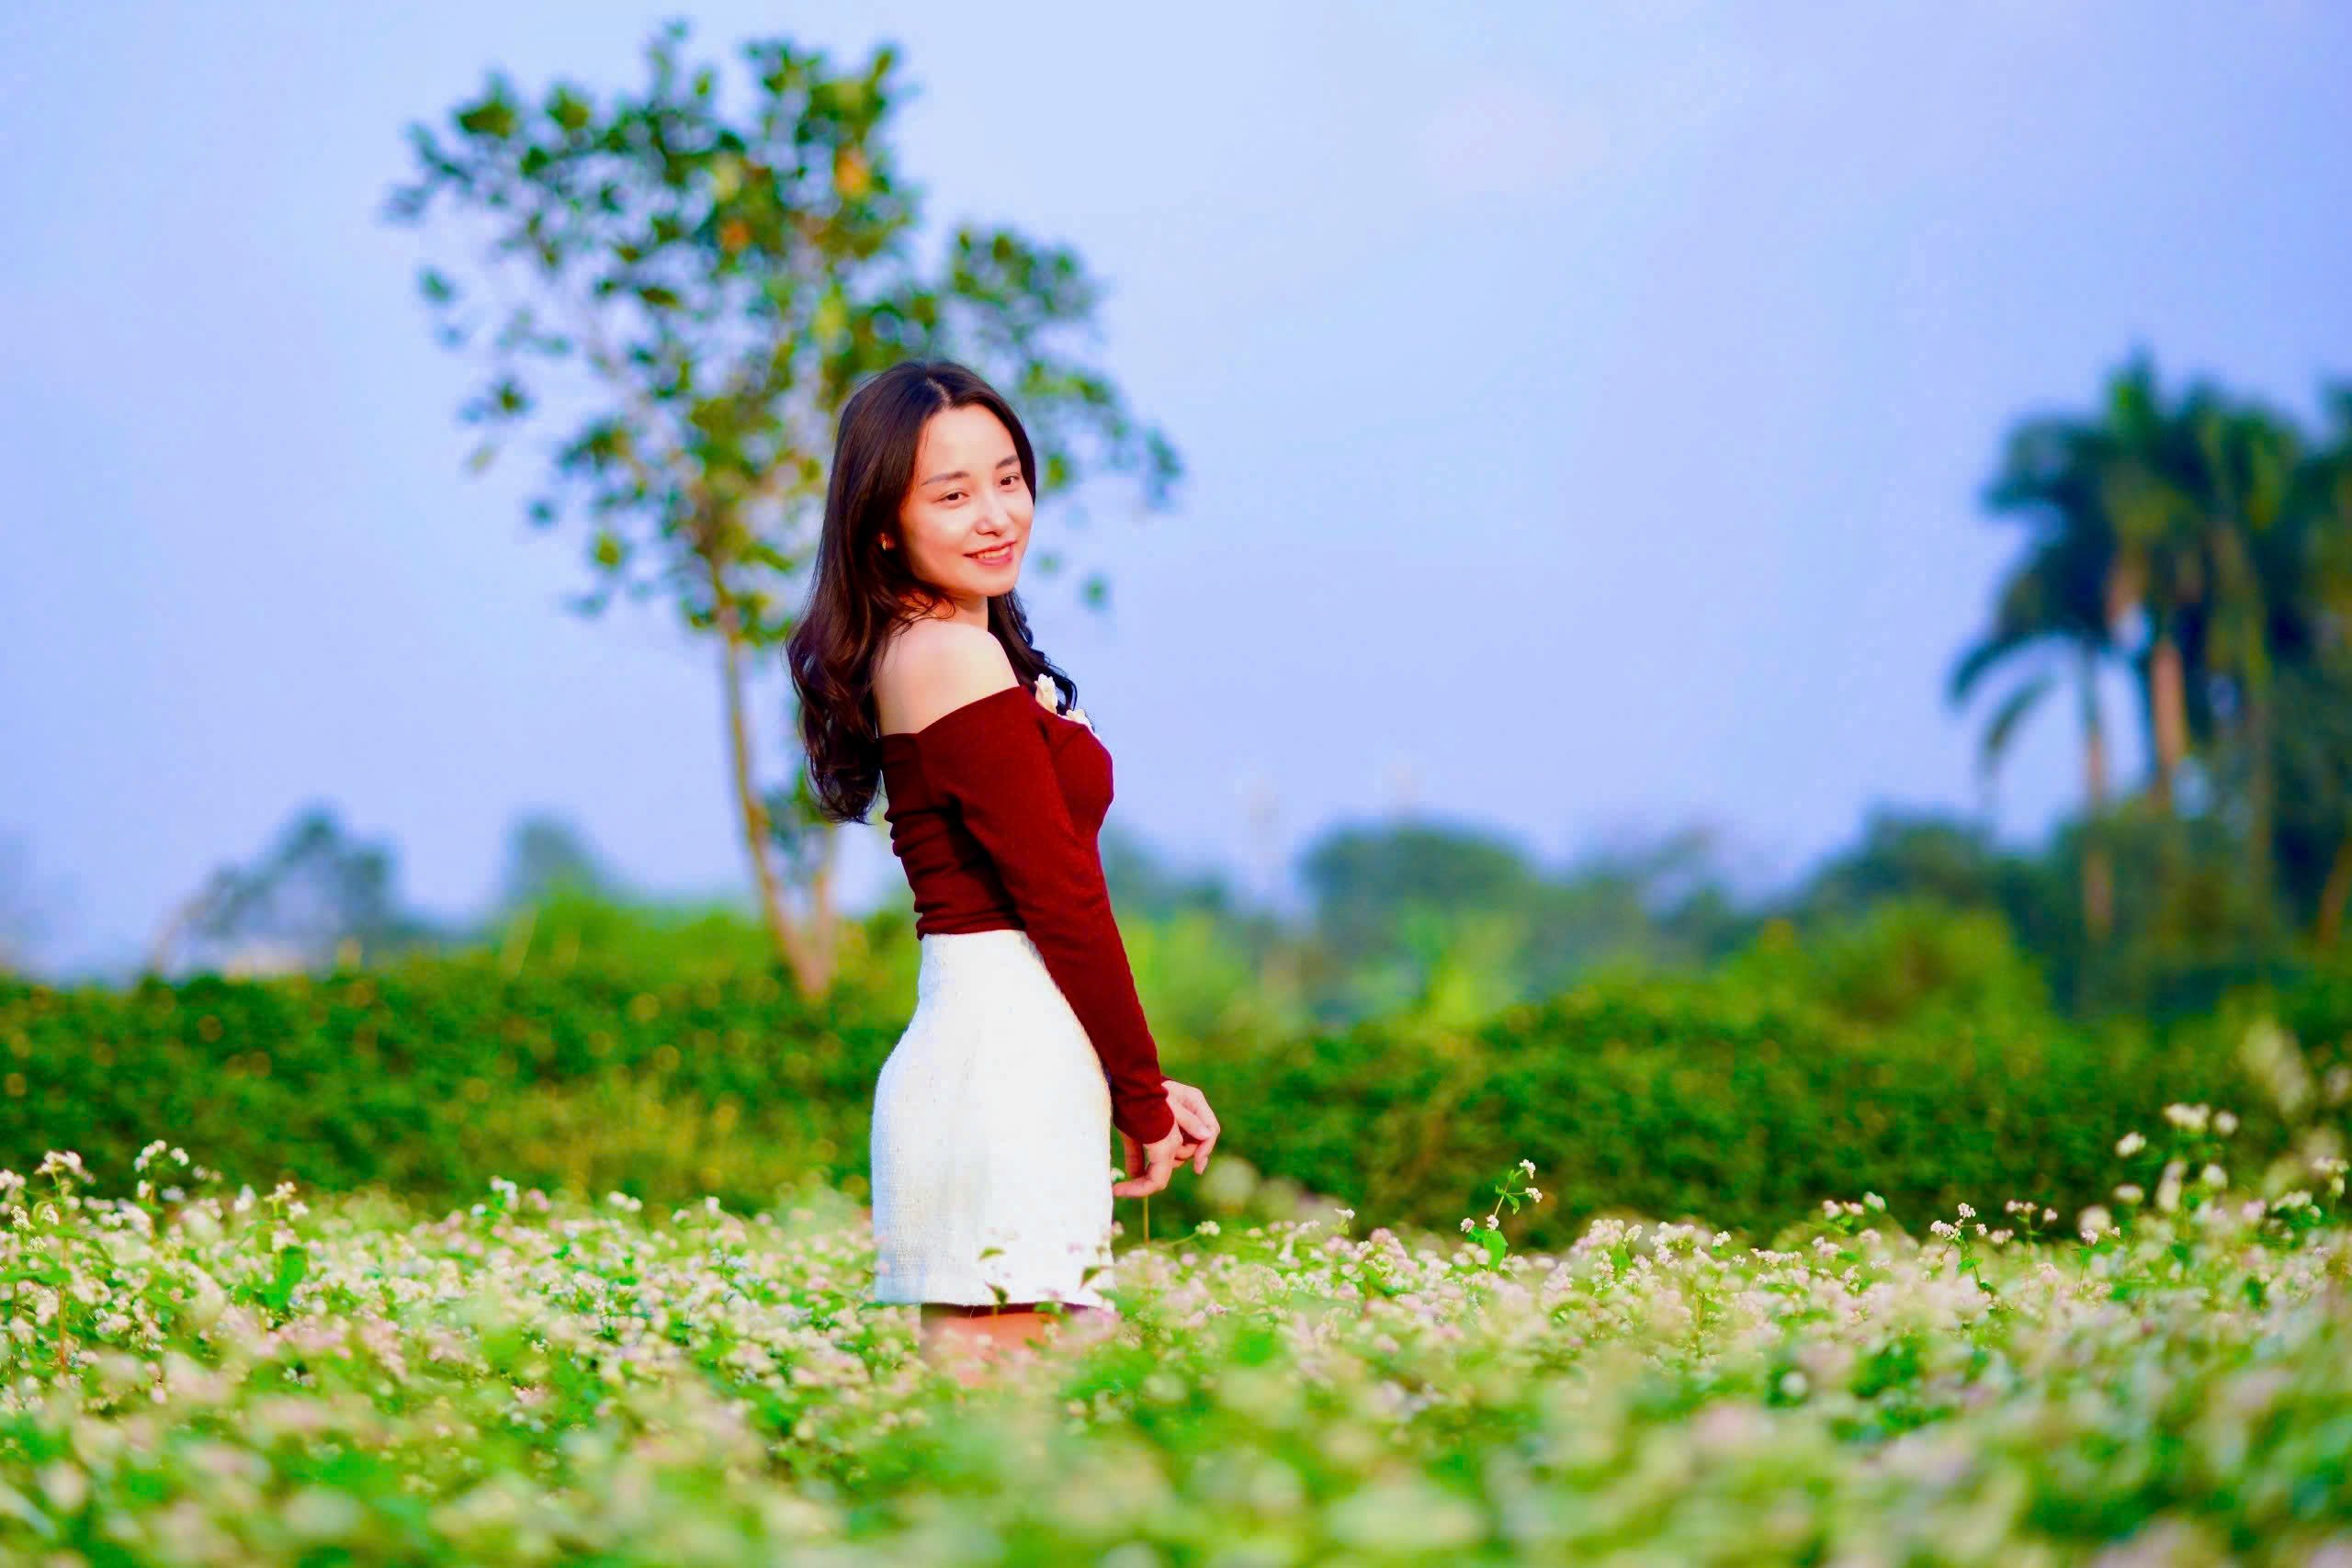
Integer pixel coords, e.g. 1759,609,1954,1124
868,927,1119,1309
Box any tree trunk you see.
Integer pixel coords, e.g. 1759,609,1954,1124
2141,623,2195,949
2316,834,2352,949
799,795,843,993
2243,676,2278,941
2078,646,2114,942
145,900,194,978
2148,628,2189,812
2203,515,2279,941
706,555,803,986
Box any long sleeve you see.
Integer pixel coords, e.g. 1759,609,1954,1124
920,691,1177,1145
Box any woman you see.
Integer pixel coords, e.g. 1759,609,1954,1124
787,358,1221,1381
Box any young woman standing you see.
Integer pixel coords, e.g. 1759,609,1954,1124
787,359,1221,1380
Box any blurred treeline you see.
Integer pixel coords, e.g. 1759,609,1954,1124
88,350,2352,1035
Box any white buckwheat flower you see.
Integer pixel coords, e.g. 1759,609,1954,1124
1033,672,1093,731
2162,1103,2211,1134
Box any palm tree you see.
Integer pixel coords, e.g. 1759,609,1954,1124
2096,354,2216,818
1968,357,2352,955
2269,384,2352,944
2099,356,2311,941
2180,391,2301,941
1953,412,2130,940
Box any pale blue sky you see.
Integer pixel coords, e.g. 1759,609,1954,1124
4,4,2348,978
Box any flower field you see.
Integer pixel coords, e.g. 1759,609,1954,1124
1,1111,2346,1566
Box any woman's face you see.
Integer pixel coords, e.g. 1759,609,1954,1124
892,402,1032,618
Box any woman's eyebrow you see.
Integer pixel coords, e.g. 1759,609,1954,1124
920,455,1022,486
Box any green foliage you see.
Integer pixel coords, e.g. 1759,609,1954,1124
386,13,1183,624
1954,350,2352,989
383,17,1187,942
1714,894,2055,1035
150,803,454,976
1216,970,2335,1252
9,900,2346,1253
0,949,899,1215
1116,907,1316,1054
1295,818,1763,1025
482,884,815,982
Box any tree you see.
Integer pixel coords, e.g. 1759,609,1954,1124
147,805,447,976
2096,354,2213,820
385,20,1180,992
2256,384,2352,945
1962,353,2352,962
1955,404,2132,940
493,809,621,913
2095,357,2318,942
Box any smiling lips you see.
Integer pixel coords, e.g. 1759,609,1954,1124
968,541,1014,564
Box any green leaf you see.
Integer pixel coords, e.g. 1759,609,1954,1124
262,1244,309,1314
455,86,518,141
548,85,593,133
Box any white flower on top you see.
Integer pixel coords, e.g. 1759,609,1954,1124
1033,672,1094,731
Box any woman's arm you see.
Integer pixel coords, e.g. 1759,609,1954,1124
899,637,1176,1145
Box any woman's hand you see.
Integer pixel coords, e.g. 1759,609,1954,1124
1160,1078,1220,1174
1114,1078,1221,1197
1114,1122,1187,1198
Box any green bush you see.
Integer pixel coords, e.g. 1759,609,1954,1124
0,950,906,1214
6,903,2344,1246
1712,894,2059,1037
1217,973,2334,1247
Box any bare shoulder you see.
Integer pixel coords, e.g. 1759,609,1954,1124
875,619,1019,734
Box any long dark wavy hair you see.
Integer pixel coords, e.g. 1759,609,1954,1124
786,359,1078,824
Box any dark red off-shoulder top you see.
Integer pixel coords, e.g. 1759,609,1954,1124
878,683,1176,1145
